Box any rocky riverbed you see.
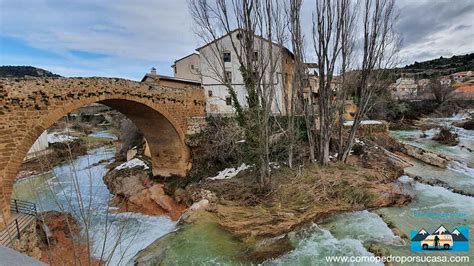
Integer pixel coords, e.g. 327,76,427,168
12,111,474,265
133,112,473,265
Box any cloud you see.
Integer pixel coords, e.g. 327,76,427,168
0,0,198,79
395,0,474,64
0,0,473,78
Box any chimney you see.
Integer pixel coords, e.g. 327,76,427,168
150,67,157,75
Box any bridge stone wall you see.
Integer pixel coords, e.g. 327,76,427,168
0,77,205,228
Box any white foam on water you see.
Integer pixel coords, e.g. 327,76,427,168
90,212,176,266
268,224,382,266
398,175,413,184
324,211,405,246
413,182,474,214
448,160,474,177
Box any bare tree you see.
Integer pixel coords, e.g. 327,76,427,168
336,0,357,158
288,0,316,164
312,0,346,165
341,0,399,162
428,77,455,103
188,0,287,189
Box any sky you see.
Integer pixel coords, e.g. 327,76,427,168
0,0,473,81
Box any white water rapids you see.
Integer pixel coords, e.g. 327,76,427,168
12,112,474,265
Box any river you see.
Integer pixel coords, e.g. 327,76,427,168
12,132,176,265
137,114,473,265
269,114,474,265
12,115,474,265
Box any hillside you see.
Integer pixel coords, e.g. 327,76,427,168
400,53,474,78
0,66,61,78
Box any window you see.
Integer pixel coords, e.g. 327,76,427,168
253,51,258,61
223,52,231,62
174,66,177,74
225,71,232,83
226,96,232,106
236,32,243,40
191,64,195,70
208,90,213,97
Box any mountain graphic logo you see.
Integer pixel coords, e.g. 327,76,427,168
410,225,469,252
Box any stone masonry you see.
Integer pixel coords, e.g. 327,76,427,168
0,77,206,229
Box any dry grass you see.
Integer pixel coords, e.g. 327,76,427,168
432,127,459,146
202,152,410,243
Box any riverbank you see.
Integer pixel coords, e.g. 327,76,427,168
17,129,115,179
187,137,410,261
37,211,102,265
103,156,187,221
135,111,474,264
131,129,414,264
13,110,472,265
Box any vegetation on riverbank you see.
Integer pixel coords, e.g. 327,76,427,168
37,211,101,265
17,130,114,179
172,131,411,262
15,99,471,264
432,127,459,146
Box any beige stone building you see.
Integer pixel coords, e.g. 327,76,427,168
172,29,295,115
390,77,419,100
172,53,201,82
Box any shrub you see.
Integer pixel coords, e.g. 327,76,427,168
186,116,246,181
432,127,459,146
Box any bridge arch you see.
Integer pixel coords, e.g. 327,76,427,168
0,77,205,227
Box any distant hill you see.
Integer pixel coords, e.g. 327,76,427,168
0,66,61,78
400,53,474,78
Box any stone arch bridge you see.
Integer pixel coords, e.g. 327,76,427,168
0,77,205,227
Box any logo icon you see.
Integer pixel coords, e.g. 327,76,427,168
410,225,469,252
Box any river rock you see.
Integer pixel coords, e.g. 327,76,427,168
149,184,175,212
178,199,211,225
173,188,187,203
453,120,474,130
401,144,450,168
128,189,163,215
103,167,149,198
190,199,210,211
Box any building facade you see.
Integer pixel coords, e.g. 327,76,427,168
172,53,201,82
390,77,419,100
173,30,294,115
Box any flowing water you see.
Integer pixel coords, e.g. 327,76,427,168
153,112,473,265
13,116,473,265
271,114,473,265
139,113,473,265
13,145,176,265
